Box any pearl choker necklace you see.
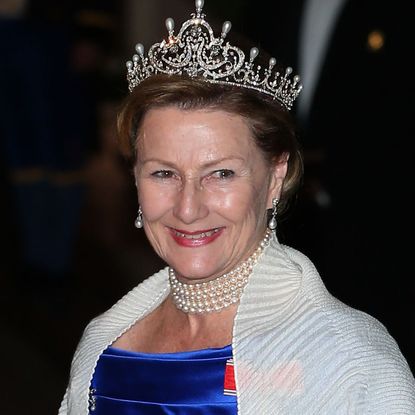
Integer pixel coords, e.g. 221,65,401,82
168,229,272,314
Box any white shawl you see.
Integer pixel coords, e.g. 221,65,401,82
59,235,415,414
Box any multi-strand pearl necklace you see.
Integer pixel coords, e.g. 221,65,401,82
168,229,272,314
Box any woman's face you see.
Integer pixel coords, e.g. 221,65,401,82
135,106,287,282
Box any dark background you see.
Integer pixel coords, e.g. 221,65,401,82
1,1,413,413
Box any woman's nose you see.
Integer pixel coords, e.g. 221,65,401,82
172,179,208,225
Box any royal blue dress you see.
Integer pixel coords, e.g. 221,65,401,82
89,344,237,414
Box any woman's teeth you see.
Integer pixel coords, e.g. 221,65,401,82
174,229,219,239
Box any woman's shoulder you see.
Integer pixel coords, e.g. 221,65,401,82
76,267,170,351
89,267,169,325
323,303,415,409
261,241,397,344
275,245,406,352
62,268,170,414
280,244,415,393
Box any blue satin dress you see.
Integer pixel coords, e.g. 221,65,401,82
89,344,237,414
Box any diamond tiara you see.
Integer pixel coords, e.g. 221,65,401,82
126,0,302,110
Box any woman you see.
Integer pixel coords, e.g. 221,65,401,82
59,1,415,414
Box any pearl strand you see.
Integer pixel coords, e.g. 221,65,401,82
168,229,272,314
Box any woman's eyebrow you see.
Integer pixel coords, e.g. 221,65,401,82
140,157,244,168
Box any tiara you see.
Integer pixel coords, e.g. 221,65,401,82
126,0,302,110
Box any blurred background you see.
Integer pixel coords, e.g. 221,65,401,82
0,0,413,413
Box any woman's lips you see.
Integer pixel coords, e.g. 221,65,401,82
169,227,223,247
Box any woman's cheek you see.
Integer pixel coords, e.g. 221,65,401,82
139,183,177,221
208,186,257,219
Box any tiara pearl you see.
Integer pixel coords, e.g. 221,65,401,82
168,229,272,314
126,0,302,110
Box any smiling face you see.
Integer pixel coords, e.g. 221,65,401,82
135,106,287,282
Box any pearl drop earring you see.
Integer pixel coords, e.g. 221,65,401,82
135,206,143,229
268,198,279,231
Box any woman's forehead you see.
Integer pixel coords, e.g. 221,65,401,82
137,107,260,161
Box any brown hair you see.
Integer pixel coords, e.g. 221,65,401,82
117,74,303,215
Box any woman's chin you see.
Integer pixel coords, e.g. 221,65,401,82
163,241,228,281
171,261,224,282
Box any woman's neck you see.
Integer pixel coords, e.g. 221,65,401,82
168,229,272,314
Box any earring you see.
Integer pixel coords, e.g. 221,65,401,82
268,198,279,231
134,206,143,229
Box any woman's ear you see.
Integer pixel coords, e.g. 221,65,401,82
267,152,289,208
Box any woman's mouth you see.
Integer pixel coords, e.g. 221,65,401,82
169,227,223,247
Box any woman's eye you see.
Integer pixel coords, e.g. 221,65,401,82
152,170,174,179
212,169,235,179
